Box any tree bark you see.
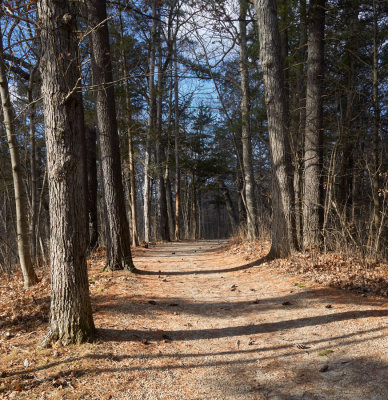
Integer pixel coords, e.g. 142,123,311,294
253,0,298,257
239,0,257,240
0,27,38,289
303,0,325,249
37,0,94,345
86,0,135,271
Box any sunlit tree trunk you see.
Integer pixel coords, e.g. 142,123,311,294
253,0,298,257
0,27,38,289
37,0,94,345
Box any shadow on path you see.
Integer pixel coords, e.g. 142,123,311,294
97,309,388,342
136,256,269,276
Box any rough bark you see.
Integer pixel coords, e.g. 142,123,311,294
303,0,325,249
37,0,94,345
253,0,298,257
86,126,98,249
86,0,135,271
0,28,38,289
239,0,257,240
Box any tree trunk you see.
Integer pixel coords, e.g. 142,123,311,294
86,0,135,271
155,16,170,241
293,0,307,247
239,0,257,240
28,67,39,263
0,28,38,289
303,0,325,249
372,0,380,230
118,11,139,247
85,126,98,249
338,0,359,220
217,177,238,232
253,0,298,258
144,0,157,243
37,0,94,345
174,39,181,241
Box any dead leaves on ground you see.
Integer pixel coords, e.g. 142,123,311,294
227,240,388,297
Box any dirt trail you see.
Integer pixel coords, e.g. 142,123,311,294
1,240,388,399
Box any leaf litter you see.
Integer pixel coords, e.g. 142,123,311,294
0,240,387,399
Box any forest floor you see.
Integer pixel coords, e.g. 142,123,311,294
0,240,387,400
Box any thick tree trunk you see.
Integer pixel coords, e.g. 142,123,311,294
253,0,298,258
37,0,94,345
86,126,98,249
0,28,38,289
86,0,135,271
239,0,257,240
303,0,325,249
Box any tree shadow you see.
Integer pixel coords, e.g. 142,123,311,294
135,255,269,275
93,287,388,318
96,309,388,342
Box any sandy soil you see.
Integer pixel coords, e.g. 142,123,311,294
0,240,387,399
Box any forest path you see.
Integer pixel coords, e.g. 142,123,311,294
90,240,388,400
1,240,387,400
